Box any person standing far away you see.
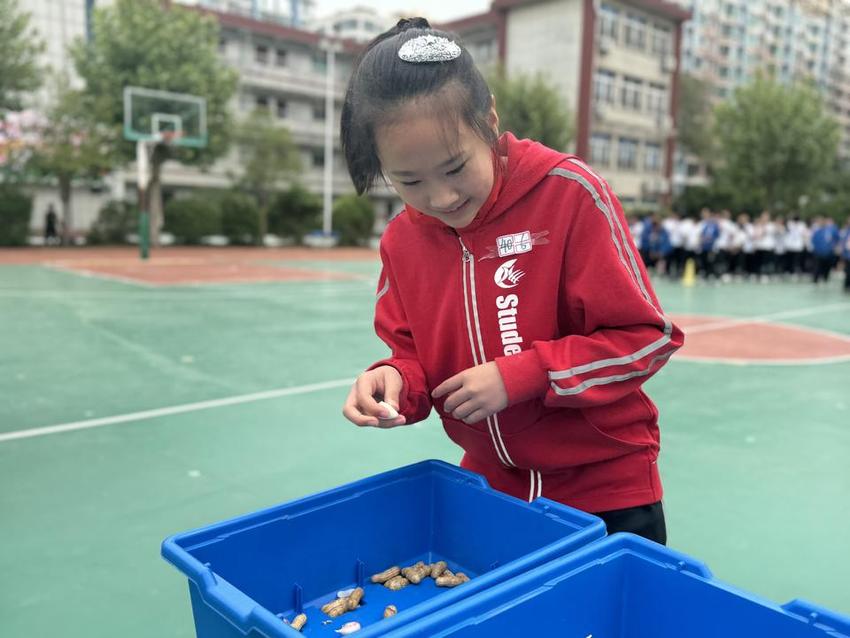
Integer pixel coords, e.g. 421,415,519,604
44,203,59,246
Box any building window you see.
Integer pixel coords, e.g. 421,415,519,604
644,142,663,172
276,49,288,66
624,13,647,50
618,137,639,170
313,52,327,72
651,23,671,55
277,100,287,119
312,150,325,168
621,76,643,110
313,102,326,120
219,38,227,53
599,3,619,40
647,83,667,114
255,44,269,64
256,94,269,110
590,133,612,166
593,69,616,104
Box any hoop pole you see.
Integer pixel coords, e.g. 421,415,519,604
136,140,151,260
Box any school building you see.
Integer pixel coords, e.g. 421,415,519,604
443,0,691,210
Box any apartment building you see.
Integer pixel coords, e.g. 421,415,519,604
445,0,690,209
678,0,850,158
309,7,391,42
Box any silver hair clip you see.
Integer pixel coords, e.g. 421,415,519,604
398,35,462,63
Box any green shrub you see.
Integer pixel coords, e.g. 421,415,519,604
0,187,33,246
268,185,321,241
87,200,138,244
220,191,259,245
332,195,374,246
163,195,222,244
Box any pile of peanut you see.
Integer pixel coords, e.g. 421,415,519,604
371,560,470,590
285,561,469,632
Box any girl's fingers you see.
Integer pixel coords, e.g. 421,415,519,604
462,408,490,425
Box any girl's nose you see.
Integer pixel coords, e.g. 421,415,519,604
429,186,462,212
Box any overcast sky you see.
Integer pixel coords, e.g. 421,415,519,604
312,0,491,23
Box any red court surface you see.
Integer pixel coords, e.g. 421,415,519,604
673,313,850,364
1,246,378,285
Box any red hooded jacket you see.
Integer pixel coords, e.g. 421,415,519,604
370,133,684,513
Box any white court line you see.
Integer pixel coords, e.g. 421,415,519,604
675,354,850,366
0,378,354,444
44,263,158,288
43,263,373,288
681,302,850,335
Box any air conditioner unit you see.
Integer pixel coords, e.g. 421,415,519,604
598,36,612,55
594,104,608,120
661,55,677,73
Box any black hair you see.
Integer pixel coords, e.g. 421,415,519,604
340,17,497,194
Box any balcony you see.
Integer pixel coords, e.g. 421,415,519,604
237,64,348,101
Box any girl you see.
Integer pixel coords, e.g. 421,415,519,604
340,18,683,544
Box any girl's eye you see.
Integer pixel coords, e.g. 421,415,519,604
447,161,467,176
400,180,420,186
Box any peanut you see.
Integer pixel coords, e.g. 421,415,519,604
436,571,469,587
371,566,401,583
384,575,410,590
321,598,349,618
429,561,447,578
383,604,398,618
401,562,430,584
290,614,307,631
346,587,364,611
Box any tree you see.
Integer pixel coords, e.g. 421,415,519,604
488,67,573,151
0,0,44,111
677,73,715,160
332,194,374,246
713,76,840,211
233,109,302,243
28,77,114,243
70,0,237,244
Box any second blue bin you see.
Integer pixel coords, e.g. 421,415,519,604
161,460,606,637
383,533,850,638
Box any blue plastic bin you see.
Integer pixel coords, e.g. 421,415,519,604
161,460,605,637
383,533,850,638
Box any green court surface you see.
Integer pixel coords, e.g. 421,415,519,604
1,253,849,636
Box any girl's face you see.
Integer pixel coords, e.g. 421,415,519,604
375,99,498,230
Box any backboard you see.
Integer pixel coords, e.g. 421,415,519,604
123,86,207,148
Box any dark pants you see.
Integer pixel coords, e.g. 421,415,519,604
593,501,667,545
813,256,833,283
844,260,850,291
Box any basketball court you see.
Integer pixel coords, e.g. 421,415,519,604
1,246,848,635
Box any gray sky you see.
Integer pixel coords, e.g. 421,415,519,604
313,0,491,23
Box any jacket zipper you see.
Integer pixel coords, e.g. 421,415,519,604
457,236,515,468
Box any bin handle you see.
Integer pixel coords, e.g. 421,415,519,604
783,599,850,635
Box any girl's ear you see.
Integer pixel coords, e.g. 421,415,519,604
488,94,500,137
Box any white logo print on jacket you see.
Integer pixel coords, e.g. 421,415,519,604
494,258,526,289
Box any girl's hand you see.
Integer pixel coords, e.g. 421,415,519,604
432,362,508,424
342,366,407,428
